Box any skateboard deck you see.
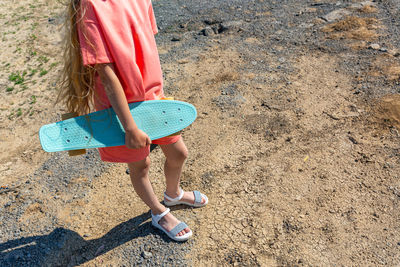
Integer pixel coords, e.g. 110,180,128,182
39,100,197,152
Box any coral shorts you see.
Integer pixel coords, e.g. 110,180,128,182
98,135,181,163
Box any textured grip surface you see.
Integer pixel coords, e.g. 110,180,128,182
39,100,197,152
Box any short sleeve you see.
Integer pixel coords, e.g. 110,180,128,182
148,2,158,35
77,1,113,66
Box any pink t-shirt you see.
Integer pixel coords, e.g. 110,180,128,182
78,0,164,108
77,0,179,163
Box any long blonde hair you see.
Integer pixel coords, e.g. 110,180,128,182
57,0,95,115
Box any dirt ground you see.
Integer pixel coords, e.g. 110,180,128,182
1,0,400,266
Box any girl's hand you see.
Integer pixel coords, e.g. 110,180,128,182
125,128,151,149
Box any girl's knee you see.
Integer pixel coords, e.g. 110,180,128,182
168,146,188,164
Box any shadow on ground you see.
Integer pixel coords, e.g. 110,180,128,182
0,212,154,266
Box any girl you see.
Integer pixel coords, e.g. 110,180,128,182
58,0,208,242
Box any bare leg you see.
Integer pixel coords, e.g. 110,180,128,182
160,138,206,204
128,156,190,236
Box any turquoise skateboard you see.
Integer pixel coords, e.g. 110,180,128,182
39,100,197,152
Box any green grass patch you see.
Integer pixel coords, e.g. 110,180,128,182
30,95,37,104
9,71,26,85
29,69,38,76
39,69,48,76
38,55,49,63
50,62,59,68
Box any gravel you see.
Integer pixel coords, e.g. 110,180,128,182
2,0,400,265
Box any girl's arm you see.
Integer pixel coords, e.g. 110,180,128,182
96,63,151,149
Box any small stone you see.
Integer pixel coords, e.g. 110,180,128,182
204,19,222,25
278,57,286,63
388,50,400,57
369,43,380,50
219,21,243,33
171,36,181,42
141,251,153,259
322,9,351,22
201,27,214,36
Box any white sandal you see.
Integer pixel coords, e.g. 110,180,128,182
151,208,192,242
164,188,208,208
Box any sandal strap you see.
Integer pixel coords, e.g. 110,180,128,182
151,208,170,224
169,222,188,237
193,191,202,204
164,188,184,202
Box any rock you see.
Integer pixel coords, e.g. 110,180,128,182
388,49,400,57
322,9,351,22
141,251,153,259
204,19,222,25
171,36,181,42
219,21,244,33
369,43,380,50
201,27,214,36
350,1,376,10
278,57,286,63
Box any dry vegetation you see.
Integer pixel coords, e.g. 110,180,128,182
322,16,380,40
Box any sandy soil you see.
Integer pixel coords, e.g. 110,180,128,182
1,0,400,266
